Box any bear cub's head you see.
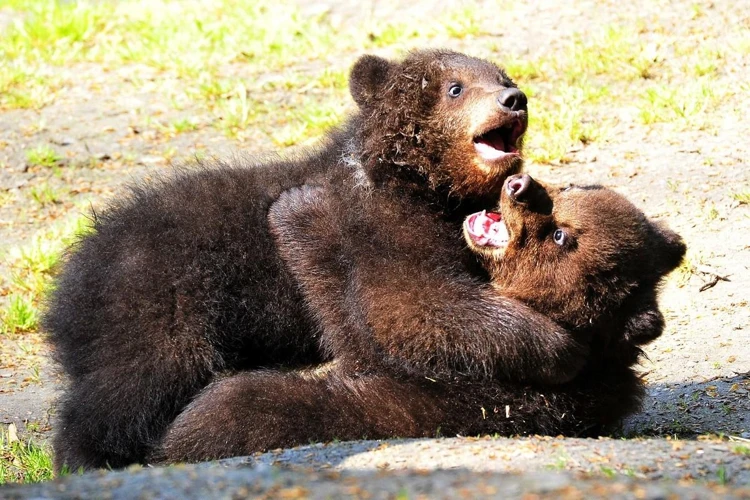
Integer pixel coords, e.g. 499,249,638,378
349,50,527,201
464,174,686,363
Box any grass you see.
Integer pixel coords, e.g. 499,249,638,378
717,465,728,485
1,214,92,336
498,27,658,163
270,100,349,147
25,146,62,169
0,0,489,147
2,0,739,154
0,295,39,335
29,183,62,207
732,192,750,205
0,426,54,484
0,65,61,110
1,1,746,155
665,419,694,436
638,81,719,126
168,118,200,135
546,452,571,471
599,465,617,479
524,86,604,164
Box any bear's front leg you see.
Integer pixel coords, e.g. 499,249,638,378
269,185,588,385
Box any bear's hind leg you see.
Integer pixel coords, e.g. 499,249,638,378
53,350,216,472
153,367,444,464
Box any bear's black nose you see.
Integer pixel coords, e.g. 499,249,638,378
497,88,527,112
506,174,531,200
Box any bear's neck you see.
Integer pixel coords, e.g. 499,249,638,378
340,115,494,219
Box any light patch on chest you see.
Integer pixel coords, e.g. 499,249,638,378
297,360,339,381
341,139,372,190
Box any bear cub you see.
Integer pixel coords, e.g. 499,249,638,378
153,175,685,463
464,173,685,372
45,49,584,472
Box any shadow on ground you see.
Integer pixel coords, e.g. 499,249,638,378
2,437,748,499
625,373,750,438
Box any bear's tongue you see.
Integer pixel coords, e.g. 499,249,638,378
474,139,507,160
473,123,522,161
465,210,510,248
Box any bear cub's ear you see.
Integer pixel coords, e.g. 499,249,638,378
350,54,393,107
651,221,687,275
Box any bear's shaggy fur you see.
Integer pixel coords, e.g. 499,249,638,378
45,50,584,471
153,176,685,463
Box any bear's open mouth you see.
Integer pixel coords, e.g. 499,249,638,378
464,210,510,249
473,118,525,161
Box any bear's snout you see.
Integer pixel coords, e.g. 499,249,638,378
506,174,532,201
497,88,527,112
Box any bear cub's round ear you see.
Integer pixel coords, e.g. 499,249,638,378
350,54,393,107
651,221,687,275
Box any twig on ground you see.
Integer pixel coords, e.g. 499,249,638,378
695,264,731,292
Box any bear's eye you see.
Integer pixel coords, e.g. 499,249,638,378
553,229,567,246
448,83,463,98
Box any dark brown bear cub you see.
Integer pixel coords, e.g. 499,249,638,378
153,176,685,463
465,173,683,344
45,50,585,472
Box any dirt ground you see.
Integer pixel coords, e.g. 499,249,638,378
1,0,748,486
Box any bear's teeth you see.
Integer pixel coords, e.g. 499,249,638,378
485,220,510,248
471,211,489,235
466,211,509,248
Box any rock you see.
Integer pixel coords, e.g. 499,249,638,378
0,462,744,500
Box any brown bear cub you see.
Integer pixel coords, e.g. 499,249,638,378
153,175,685,464
464,173,683,345
45,50,586,472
